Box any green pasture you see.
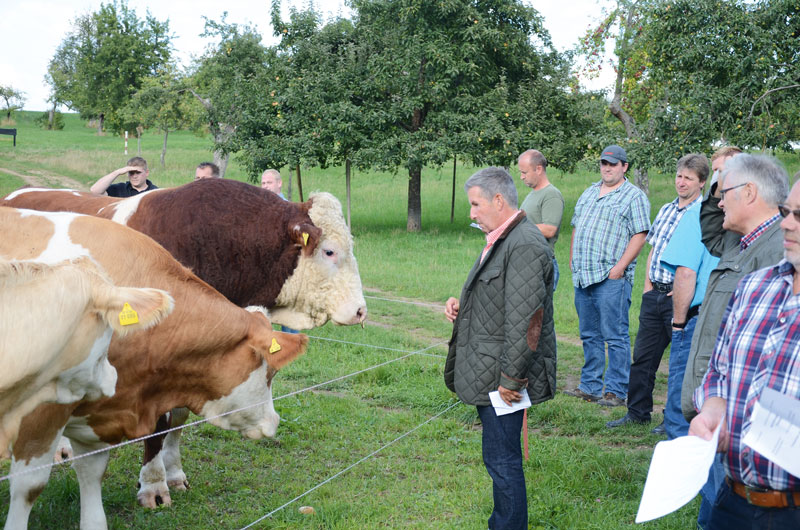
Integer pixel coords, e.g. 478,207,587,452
0,112,797,528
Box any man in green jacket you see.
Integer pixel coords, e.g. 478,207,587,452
444,167,556,530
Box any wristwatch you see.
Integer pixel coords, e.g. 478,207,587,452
671,318,687,329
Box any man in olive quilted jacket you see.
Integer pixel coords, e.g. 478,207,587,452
444,167,556,530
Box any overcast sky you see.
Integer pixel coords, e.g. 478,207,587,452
1,0,614,112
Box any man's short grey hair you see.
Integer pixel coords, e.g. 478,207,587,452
519,149,547,170
677,153,710,183
721,154,788,207
261,168,281,180
464,167,518,208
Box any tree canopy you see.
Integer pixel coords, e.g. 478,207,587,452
46,0,171,133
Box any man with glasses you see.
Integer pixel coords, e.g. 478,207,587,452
682,153,787,528
689,175,800,528
564,145,650,406
91,156,158,197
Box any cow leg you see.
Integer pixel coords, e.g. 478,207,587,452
70,438,110,530
5,428,64,530
163,407,190,490
137,414,172,508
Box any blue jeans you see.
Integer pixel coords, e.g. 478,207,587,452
574,278,633,399
552,256,559,292
477,406,527,530
665,316,697,439
699,454,726,529
707,477,800,530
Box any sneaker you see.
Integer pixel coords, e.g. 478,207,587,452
563,387,601,402
605,413,648,428
597,392,626,407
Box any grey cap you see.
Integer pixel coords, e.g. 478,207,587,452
600,145,627,164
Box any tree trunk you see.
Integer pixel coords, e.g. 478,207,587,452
346,159,352,229
608,4,648,195
296,165,304,202
286,170,293,201
634,168,648,193
137,126,143,155
98,114,104,135
212,124,233,178
161,129,168,168
450,157,457,223
407,164,422,232
213,148,229,178
48,104,55,130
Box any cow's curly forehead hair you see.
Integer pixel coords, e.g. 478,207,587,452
464,166,517,208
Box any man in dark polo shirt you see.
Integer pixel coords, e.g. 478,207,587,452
90,157,158,197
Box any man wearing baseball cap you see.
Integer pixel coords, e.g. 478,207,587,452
564,145,650,407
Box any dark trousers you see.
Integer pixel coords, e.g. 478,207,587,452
477,405,527,530
708,479,800,529
627,289,673,422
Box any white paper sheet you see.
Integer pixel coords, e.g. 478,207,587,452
742,387,800,479
635,423,722,523
488,388,531,416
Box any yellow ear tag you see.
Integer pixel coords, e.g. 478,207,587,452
269,338,282,354
302,232,309,246
119,303,139,326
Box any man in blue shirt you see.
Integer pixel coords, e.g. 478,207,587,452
564,145,650,405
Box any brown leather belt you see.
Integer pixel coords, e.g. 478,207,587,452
727,477,800,508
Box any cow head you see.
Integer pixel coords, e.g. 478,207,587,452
200,309,307,439
270,192,367,330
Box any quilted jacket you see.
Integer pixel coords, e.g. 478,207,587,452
444,213,557,406
680,194,785,420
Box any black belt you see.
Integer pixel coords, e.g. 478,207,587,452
686,305,700,321
651,281,673,293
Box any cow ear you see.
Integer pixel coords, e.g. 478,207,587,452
260,330,309,370
290,223,321,256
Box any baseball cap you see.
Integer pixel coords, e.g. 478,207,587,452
600,145,627,164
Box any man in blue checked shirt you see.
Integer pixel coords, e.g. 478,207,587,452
606,153,708,426
690,177,800,528
564,145,650,406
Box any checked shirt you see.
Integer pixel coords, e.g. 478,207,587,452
646,196,701,285
696,260,800,491
570,179,650,288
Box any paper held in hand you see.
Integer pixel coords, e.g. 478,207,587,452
635,423,722,523
488,388,531,416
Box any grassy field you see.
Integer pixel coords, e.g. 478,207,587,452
0,111,797,528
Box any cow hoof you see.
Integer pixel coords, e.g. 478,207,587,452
137,489,172,509
168,478,189,491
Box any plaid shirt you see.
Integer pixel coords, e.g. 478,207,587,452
646,196,701,284
571,179,650,287
740,214,781,251
696,260,800,491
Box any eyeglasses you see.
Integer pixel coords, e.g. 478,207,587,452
778,204,800,222
600,160,620,167
719,182,747,200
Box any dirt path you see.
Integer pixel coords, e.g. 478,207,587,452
0,167,86,191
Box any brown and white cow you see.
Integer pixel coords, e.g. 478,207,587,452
3,180,367,506
0,258,173,458
2,180,367,329
0,207,308,529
